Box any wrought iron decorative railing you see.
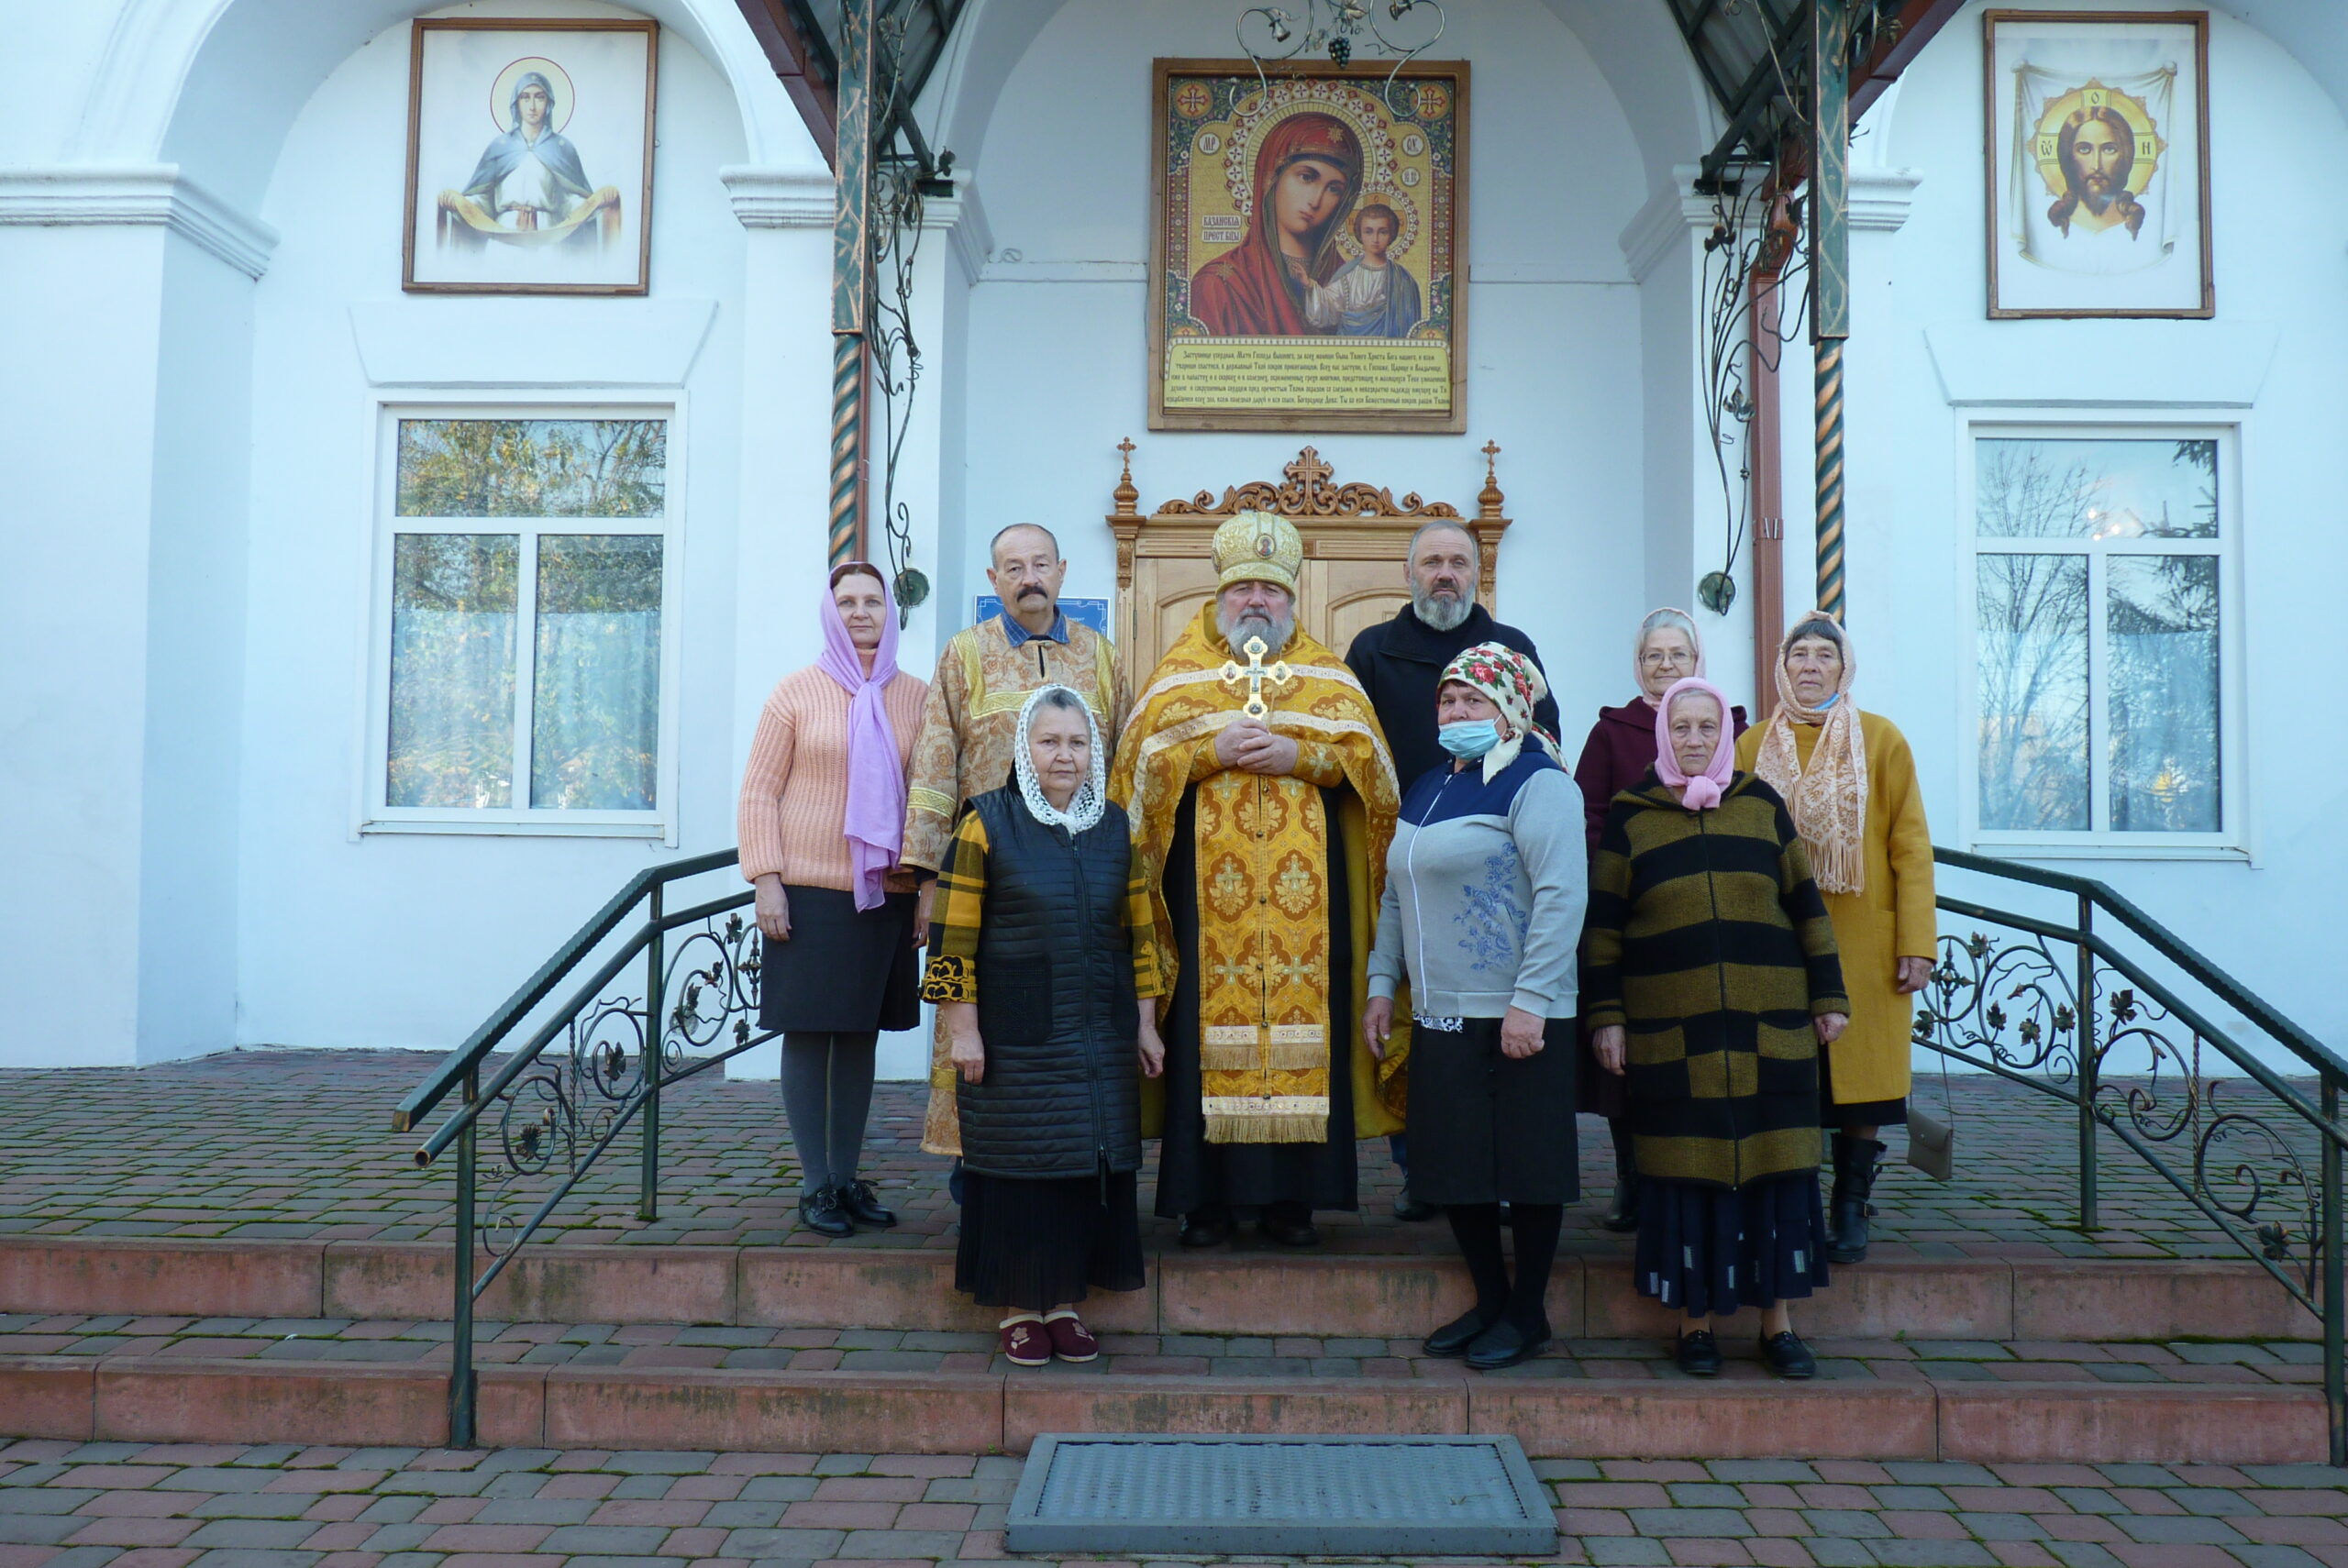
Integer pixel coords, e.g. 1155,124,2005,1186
1921,848,2347,1463
390,848,770,1448
394,844,2347,1461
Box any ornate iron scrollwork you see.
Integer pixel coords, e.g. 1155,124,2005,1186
474,910,767,1258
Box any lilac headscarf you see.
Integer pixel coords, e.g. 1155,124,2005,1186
1653,677,1735,812
817,564,905,911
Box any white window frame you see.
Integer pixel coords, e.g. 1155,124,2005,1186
1957,416,2246,861
358,397,685,842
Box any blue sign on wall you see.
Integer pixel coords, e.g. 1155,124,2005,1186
975,596,1111,635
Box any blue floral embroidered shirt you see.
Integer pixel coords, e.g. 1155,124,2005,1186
1367,749,1586,1020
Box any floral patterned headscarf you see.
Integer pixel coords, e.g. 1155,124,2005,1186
1438,642,1563,783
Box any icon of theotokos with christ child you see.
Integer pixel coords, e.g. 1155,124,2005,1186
1188,112,1364,337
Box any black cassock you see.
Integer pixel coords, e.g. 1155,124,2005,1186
1151,787,1359,1219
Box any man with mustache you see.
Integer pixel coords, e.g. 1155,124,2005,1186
2048,104,2145,239
903,524,1128,1158
1111,512,1402,1250
1344,520,1560,1220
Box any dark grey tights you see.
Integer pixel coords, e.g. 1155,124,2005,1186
781,1031,878,1196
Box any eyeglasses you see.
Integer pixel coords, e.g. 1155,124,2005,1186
1638,649,1693,668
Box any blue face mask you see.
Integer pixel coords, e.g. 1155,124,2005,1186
1438,720,1501,760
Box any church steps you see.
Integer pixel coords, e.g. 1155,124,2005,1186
0,1235,2314,1343
0,1353,2324,1463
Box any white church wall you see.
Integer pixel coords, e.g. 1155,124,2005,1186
230,14,760,1052
949,0,1661,752
1798,0,2348,1068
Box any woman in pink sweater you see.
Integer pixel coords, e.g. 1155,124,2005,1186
737,564,929,1237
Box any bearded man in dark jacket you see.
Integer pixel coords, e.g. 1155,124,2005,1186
1344,520,1563,1220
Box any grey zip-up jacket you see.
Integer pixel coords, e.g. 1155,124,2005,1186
1368,750,1586,1020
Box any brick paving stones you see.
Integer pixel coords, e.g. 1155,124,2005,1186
0,1049,2323,1260
1,1439,2341,1566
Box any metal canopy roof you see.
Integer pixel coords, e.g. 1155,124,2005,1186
1672,0,1966,185
734,0,969,168
735,0,1964,183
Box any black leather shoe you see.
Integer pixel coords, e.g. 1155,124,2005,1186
1423,1308,1495,1358
1760,1331,1817,1379
1259,1211,1321,1248
798,1185,854,1238
1394,1187,1440,1222
838,1180,897,1229
1674,1329,1722,1376
1466,1320,1551,1371
1179,1209,1232,1248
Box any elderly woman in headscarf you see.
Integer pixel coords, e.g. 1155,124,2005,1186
1571,608,1750,1231
1585,677,1847,1378
1734,613,1936,1265
737,564,928,1238
922,686,1168,1368
1364,644,1585,1371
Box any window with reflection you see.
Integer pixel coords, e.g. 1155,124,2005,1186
377,414,670,829
1973,433,2228,841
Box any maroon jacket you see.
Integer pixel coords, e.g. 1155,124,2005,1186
1572,698,1751,856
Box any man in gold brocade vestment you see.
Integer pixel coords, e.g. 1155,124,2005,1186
1110,511,1405,1250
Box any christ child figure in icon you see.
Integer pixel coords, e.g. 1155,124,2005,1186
1303,202,1424,338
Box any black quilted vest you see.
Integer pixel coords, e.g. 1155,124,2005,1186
958,785,1144,1180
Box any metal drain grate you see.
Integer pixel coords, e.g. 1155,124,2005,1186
1005,1433,1554,1555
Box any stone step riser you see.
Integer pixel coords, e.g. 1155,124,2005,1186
0,1355,2324,1463
0,1238,2314,1342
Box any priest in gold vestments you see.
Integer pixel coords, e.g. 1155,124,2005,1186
1110,511,1405,1250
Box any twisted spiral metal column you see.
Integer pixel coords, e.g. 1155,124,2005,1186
827,0,875,569
1812,341,1845,619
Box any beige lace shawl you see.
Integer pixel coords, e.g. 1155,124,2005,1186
1751,613,1867,894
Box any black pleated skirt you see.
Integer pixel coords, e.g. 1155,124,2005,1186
1633,1171,1831,1320
1403,1015,1578,1206
757,885,919,1034
955,1166,1146,1313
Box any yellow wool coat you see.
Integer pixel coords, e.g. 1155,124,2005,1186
1735,711,1934,1108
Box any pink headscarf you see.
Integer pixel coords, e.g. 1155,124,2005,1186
816,563,905,911
1653,677,1734,812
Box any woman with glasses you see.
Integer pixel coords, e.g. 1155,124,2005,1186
1570,609,1747,1231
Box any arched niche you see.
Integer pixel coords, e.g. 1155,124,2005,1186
71,0,820,217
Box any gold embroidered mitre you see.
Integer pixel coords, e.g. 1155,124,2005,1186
1212,510,1303,594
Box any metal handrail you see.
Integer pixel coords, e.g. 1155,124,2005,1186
396,841,2343,1461
391,847,738,1133
1933,847,2348,1080
1922,845,2344,1464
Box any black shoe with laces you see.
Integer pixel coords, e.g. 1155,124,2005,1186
1760,1330,1817,1379
1674,1328,1723,1376
798,1185,854,1238
838,1179,897,1229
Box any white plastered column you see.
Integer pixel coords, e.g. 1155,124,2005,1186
718,165,983,1084
1620,163,1761,714
0,165,275,1066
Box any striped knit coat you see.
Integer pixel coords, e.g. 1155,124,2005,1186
1582,772,1848,1190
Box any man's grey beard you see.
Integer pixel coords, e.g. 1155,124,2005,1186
1218,604,1296,657
1412,584,1472,633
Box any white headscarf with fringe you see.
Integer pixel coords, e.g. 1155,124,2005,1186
1013,683,1107,834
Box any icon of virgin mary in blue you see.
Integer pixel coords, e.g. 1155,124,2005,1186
460,72,594,229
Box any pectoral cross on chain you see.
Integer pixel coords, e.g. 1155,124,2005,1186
1220,635,1292,721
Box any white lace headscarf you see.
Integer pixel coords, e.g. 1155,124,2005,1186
1013,683,1107,834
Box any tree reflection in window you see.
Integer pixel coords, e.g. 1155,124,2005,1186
389,534,518,808
1974,435,2223,836
396,419,666,518
533,536,662,811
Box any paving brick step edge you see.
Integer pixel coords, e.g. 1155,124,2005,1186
0,1354,2324,1463
0,1238,2313,1342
